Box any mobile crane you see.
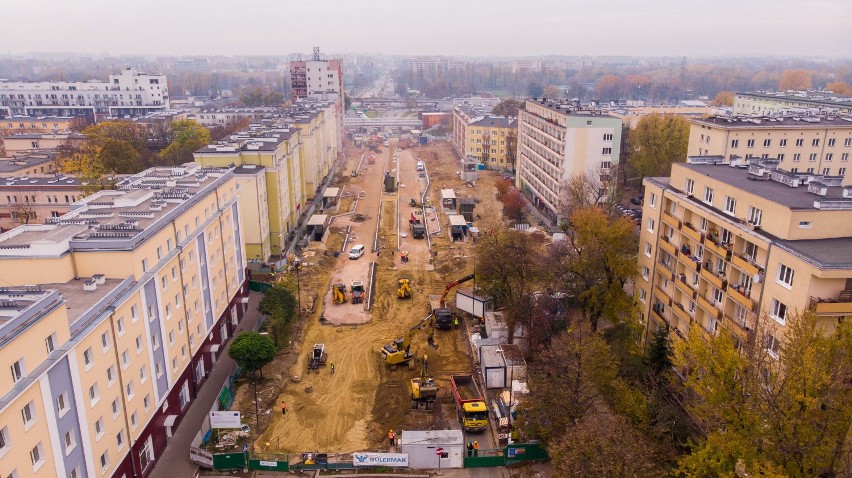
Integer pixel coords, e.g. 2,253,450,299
380,314,435,370
429,273,475,328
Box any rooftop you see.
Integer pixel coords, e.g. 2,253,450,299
195,125,298,153
0,151,57,172
4,131,85,140
691,115,852,129
776,237,852,270
233,164,265,175
738,90,852,108
526,98,615,119
470,116,517,128
0,163,233,255
0,175,81,188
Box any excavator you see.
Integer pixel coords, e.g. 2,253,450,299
332,283,347,304
380,314,435,370
410,356,438,410
430,273,475,328
397,278,412,299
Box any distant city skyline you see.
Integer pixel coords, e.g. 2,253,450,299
5,0,852,58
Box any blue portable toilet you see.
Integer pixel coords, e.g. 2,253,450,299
419,136,428,145
476,163,485,170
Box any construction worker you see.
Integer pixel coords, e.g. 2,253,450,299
281,401,287,415
473,441,480,456
454,316,459,329
330,362,335,374
466,441,474,457
388,429,395,447
423,353,428,373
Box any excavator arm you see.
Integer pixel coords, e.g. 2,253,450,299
438,273,475,308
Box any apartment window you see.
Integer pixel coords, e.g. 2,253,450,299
809,153,818,162
793,153,801,162
121,350,130,368
823,168,831,175
151,333,159,350
777,153,785,161
112,399,120,418
812,138,820,147
161,276,167,290
45,333,56,353
602,147,612,155
126,380,135,399
131,412,138,429
171,266,177,281
56,391,69,414
165,304,172,319
731,139,738,148
641,266,650,280
845,138,852,147
795,138,804,147
826,153,833,162
721,228,732,245
64,431,76,454
21,401,35,426
172,357,178,370
155,362,163,378
101,332,111,351
703,186,714,204
30,443,44,468
644,242,652,256
603,133,613,141
767,333,781,359
117,431,125,449
140,438,153,470
99,451,109,470
839,167,847,175
770,299,788,325
88,384,99,405
107,365,116,385
724,196,736,215
807,167,815,173
713,287,724,305
638,288,647,302
136,336,143,353
763,139,771,147
0,426,9,453
117,317,125,335
156,246,162,260
141,259,148,272
745,139,754,148
11,359,24,383
779,139,787,147
777,264,794,287
649,192,656,208
131,305,138,322
748,206,763,226
646,218,655,233
143,394,151,411
69,467,80,478
700,217,708,232
140,366,147,383
684,179,694,196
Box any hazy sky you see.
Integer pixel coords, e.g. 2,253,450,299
6,0,851,57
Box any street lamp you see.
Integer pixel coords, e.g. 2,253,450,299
293,257,302,316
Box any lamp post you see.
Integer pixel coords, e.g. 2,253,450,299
293,258,302,316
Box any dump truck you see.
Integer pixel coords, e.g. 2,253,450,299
409,213,426,239
350,281,365,304
450,374,489,432
308,344,328,373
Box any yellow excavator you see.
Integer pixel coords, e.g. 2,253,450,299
332,283,347,304
380,314,435,370
410,356,438,410
397,278,412,299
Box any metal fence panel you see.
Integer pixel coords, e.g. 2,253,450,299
212,452,246,470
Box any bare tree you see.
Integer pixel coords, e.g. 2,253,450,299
13,203,37,225
557,167,622,225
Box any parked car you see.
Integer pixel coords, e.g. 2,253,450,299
349,244,366,260
630,196,642,205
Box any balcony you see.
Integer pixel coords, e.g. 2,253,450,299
701,267,727,290
703,237,732,261
732,254,761,276
675,274,696,299
656,263,675,282
672,303,692,324
697,294,721,319
809,291,852,317
662,211,681,230
659,237,676,256
728,285,756,311
681,222,703,242
722,311,756,340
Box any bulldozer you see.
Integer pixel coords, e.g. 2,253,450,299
351,281,366,304
397,278,412,299
308,344,327,373
380,314,435,370
410,357,438,410
332,283,347,304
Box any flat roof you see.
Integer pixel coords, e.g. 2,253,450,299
441,189,456,199
0,154,56,172
1,175,80,187
448,214,467,226
470,116,517,128
323,187,340,198
775,237,852,270
737,91,852,108
307,214,328,226
398,429,463,446
691,115,852,129
233,165,265,175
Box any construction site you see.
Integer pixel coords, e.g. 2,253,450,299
245,138,531,463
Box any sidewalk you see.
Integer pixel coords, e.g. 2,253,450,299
149,291,264,478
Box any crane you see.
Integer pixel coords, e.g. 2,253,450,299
380,314,435,370
430,273,475,328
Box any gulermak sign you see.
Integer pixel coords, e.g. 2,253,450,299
352,452,409,467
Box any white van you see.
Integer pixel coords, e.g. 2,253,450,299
416,161,425,171
349,244,366,260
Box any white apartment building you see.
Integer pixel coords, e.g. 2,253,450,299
516,99,623,222
0,69,169,121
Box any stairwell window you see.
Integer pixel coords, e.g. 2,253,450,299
703,186,714,205
686,178,695,195
602,147,612,155
731,139,738,148
11,359,24,383
724,196,736,215
748,206,763,226
770,299,787,325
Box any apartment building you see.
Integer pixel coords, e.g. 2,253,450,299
289,49,344,103
515,99,623,222
637,157,852,353
0,164,249,478
688,115,852,183
733,91,852,116
404,58,440,73
0,151,59,178
0,69,169,121
3,132,86,156
1,116,74,136
0,174,82,232
451,105,517,171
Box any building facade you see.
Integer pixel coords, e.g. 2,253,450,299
0,174,82,232
0,164,249,478
0,152,59,178
733,91,852,116
289,52,343,103
3,132,85,156
515,99,623,222
0,69,169,121
637,157,852,354
688,115,852,183
1,117,74,136
451,106,517,172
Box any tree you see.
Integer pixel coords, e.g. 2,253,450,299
557,168,620,221
58,144,116,196
647,325,672,373
160,119,211,166
547,207,637,332
475,228,544,344
258,281,298,347
228,332,276,379
674,312,852,478
550,411,667,478
543,85,563,99
627,114,689,181
68,116,92,132
344,92,352,110
12,203,37,225
500,187,527,224
826,81,852,96
712,91,735,106
779,69,813,91
83,121,150,161
595,75,623,101
98,138,142,173
491,98,523,117
527,81,544,98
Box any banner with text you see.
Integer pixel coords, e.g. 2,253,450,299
352,452,409,467
209,411,241,429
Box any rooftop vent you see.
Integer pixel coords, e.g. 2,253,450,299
92,274,106,285
83,280,97,291
807,182,828,196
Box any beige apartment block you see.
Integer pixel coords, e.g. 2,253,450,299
0,174,82,232
637,157,852,355
0,164,249,478
688,115,852,184
451,105,517,171
733,91,852,116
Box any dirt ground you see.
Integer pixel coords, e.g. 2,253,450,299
253,140,504,454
